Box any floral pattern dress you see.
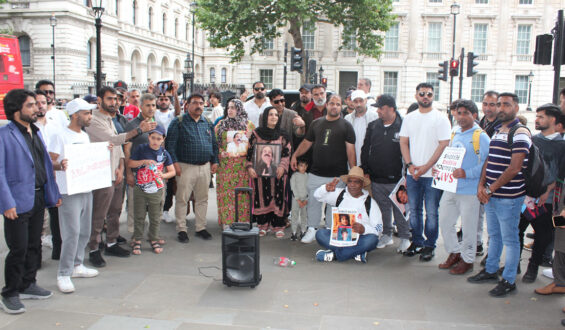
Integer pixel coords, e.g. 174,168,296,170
215,120,255,226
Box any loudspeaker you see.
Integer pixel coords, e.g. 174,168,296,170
222,227,261,288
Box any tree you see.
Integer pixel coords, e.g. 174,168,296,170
196,0,396,82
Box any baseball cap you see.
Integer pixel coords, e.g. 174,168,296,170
148,125,166,137
113,80,128,90
83,94,97,104
372,94,397,109
66,98,97,116
299,84,313,92
350,90,367,101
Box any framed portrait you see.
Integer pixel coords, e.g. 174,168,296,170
330,208,358,247
253,143,281,177
389,177,409,220
226,130,249,157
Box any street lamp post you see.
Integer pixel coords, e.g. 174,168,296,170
183,53,193,101
49,14,57,88
527,70,534,111
318,66,324,84
190,2,197,94
449,2,460,123
92,1,105,96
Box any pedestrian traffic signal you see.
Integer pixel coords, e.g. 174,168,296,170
321,77,327,87
438,61,448,81
449,59,459,77
467,52,479,77
290,47,303,73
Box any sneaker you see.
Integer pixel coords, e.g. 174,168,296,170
403,242,423,257
476,243,484,256
354,252,367,263
116,235,127,245
290,233,298,241
0,296,25,314
522,263,539,283
540,257,553,268
89,250,106,268
72,264,99,278
419,246,435,262
178,231,189,243
57,276,75,293
377,235,393,249
542,268,554,279
41,235,53,249
489,279,517,297
195,229,212,240
104,244,131,257
396,238,411,253
162,211,175,223
301,227,316,244
467,269,499,284
457,229,463,242
315,249,334,262
19,283,52,300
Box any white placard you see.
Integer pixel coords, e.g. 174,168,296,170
431,147,466,193
329,207,359,247
64,142,112,195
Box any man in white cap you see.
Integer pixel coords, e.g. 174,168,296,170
344,90,378,166
48,99,101,293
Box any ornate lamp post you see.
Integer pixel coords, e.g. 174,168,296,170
448,2,460,122
183,53,193,100
527,71,534,111
49,14,57,88
92,0,105,96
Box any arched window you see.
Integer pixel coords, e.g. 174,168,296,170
221,68,227,83
210,67,216,84
185,22,189,41
86,41,92,69
132,0,136,25
18,35,31,67
162,13,167,35
174,18,178,38
148,7,153,30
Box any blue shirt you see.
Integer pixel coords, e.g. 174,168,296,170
165,114,219,165
450,123,490,195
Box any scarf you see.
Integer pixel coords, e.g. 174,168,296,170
254,106,288,141
217,99,248,140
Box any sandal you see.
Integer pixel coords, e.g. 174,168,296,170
275,231,285,239
131,241,141,255
150,241,163,254
259,229,267,237
148,238,166,245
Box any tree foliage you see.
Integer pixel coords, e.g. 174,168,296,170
196,0,396,63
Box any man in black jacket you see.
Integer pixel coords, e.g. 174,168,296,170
361,95,411,253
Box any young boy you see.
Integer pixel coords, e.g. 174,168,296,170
290,159,309,240
127,125,175,254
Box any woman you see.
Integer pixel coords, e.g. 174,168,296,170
246,107,292,238
215,98,255,228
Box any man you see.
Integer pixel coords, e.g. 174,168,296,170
344,90,378,166
468,92,531,298
0,89,61,314
361,94,410,252
48,98,100,293
291,84,315,159
291,93,356,243
209,91,223,123
399,83,451,261
341,89,355,118
479,91,501,138
244,81,271,127
85,86,156,267
559,88,565,113
519,104,564,283
313,167,382,263
166,93,219,242
437,100,490,275
357,78,377,112
36,80,69,128
260,89,305,138
124,88,141,121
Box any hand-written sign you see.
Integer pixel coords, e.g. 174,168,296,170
64,142,112,195
432,147,466,193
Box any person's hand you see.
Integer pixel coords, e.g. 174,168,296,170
352,222,365,235
4,207,17,220
139,119,157,132
452,168,466,179
221,151,228,158
246,130,252,139
538,190,550,206
107,143,113,151
60,159,68,171
325,178,339,192
171,81,179,95
115,169,124,185
292,116,305,127
413,165,428,181
276,167,284,180
431,166,439,178
477,185,490,204
248,167,257,179
408,164,416,177
174,163,181,177
290,156,298,171
55,198,62,207
144,159,157,166
126,171,135,187
211,163,219,174
147,80,155,93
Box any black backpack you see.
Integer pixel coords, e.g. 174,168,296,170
507,124,548,198
335,189,372,215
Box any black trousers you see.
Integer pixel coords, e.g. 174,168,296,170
163,177,175,212
518,203,554,266
48,207,61,258
2,190,45,298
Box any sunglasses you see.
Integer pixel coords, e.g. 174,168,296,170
418,92,433,97
272,99,285,105
254,87,265,91
43,90,55,95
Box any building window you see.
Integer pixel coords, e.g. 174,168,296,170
86,41,92,70
210,67,216,83
342,22,356,50
302,21,315,50
473,24,488,55
84,0,91,7
162,13,167,35
148,7,153,30
385,22,399,52
186,22,189,41
115,0,119,16
515,75,529,104
426,72,440,101
516,25,531,55
260,69,273,89
383,72,398,99
475,0,488,3
221,68,227,83
519,0,533,4
429,0,442,3
174,18,178,38
18,36,30,67
427,22,442,53
132,0,136,25
471,74,486,102
263,38,274,50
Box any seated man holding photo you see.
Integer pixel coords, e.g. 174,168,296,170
314,167,383,263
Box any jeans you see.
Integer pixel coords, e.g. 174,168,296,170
405,175,442,248
315,229,379,261
484,196,525,284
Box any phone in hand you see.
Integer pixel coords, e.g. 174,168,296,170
553,215,565,227
156,80,173,95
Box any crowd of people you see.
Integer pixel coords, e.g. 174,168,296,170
1,77,565,327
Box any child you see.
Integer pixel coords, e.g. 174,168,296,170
127,125,175,255
290,159,309,240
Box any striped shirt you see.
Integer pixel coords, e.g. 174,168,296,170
485,119,531,198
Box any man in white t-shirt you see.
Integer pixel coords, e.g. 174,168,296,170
244,81,271,127
209,91,223,123
36,80,69,128
344,90,378,166
48,98,100,294
155,94,176,134
399,82,451,262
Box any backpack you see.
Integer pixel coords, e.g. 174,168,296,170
451,128,482,155
507,124,548,198
335,189,372,215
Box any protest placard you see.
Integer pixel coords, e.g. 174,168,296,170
431,146,466,193
330,207,359,247
63,142,112,195
389,177,409,220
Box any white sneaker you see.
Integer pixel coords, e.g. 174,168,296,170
41,235,53,249
162,211,175,223
542,268,554,279
72,264,99,278
396,238,411,253
377,235,393,249
57,276,75,293
301,227,316,244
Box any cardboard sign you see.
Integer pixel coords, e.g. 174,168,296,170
330,208,359,247
64,142,112,195
432,147,466,193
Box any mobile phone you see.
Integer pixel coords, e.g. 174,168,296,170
156,80,173,95
553,215,565,227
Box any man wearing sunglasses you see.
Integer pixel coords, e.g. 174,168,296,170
399,82,451,262
244,81,271,127
36,80,69,129
260,89,305,138
479,91,501,138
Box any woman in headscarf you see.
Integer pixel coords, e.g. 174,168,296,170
246,106,292,238
215,98,255,228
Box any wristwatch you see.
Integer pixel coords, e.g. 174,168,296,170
406,162,413,167
485,183,493,195
136,127,143,135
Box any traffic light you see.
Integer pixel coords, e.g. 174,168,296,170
438,61,448,81
290,47,303,73
321,77,327,87
449,59,459,77
467,52,479,77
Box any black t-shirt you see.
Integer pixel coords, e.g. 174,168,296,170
305,117,355,177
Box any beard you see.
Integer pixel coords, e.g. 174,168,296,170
256,92,265,100
20,112,37,124
300,96,311,104
417,99,432,108
159,104,169,111
36,111,46,118
313,98,326,107
101,102,117,114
